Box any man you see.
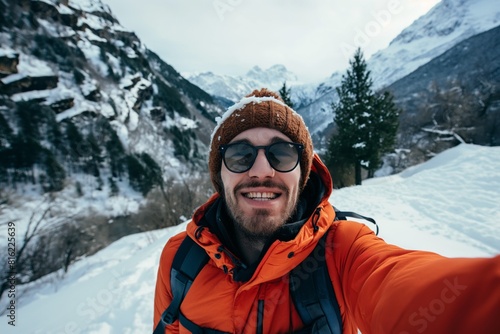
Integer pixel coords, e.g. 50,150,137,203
154,88,500,333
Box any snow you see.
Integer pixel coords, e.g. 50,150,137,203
11,85,76,106
164,113,198,131
77,39,109,77
13,53,54,77
79,28,108,43
37,18,76,38
55,99,97,122
1,143,498,332
0,177,144,246
69,0,111,14
11,89,51,102
110,120,130,150
0,46,17,58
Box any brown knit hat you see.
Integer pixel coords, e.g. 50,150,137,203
209,88,313,194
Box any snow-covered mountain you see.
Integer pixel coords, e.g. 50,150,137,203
0,0,224,195
1,143,498,332
0,0,224,288
186,64,299,103
369,0,500,89
297,0,500,147
186,0,500,152
386,24,500,170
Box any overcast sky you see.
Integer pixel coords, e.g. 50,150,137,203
102,0,441,83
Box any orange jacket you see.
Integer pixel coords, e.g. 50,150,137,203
154,154,500,333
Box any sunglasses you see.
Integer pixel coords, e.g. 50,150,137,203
219,141,304,173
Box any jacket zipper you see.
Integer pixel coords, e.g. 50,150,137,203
312,207,321,232
256,299,264,334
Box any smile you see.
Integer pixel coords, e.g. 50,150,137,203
243,192,279,200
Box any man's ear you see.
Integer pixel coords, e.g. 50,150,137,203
216,172,223,196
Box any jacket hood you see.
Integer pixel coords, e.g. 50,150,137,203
186,153,335,283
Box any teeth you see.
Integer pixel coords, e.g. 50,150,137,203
245,192,277,200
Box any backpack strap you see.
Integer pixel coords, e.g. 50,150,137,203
335,208,379,235
290,233,342,334
153,236,209,334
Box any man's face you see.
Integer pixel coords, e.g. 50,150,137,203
220,127,301,239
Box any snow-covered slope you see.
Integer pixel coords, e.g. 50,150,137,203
1,144,498,332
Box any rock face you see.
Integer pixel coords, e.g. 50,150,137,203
0,0,225,196
0,52,19,77
0,73,59,95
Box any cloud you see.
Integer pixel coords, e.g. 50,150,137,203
103,0,441,83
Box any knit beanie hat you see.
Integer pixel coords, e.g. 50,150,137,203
209,88,313,194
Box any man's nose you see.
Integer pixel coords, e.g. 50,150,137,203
248,149,275,178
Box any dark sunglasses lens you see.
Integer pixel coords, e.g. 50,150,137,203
223,143,256,172
267,143,300,172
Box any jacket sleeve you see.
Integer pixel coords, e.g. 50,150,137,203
331,221,500,334
153,233,186,334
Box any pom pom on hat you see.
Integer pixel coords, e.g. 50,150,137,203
209,88,313,194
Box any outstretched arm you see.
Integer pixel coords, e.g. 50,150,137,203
330,221,500,334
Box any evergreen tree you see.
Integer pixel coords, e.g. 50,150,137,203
109,176,119,196
0,112,14,183
126,153,162,196
365,91,399,177
327,48,400,185
84,132,103,177
104,124,126,178
65,120,85,169
278,81,294,108
39,149,66,192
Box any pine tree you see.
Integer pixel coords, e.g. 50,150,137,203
109,176,119,196
0,112,14,183
126,153,162,196
278,81,294,108
327,48,400,185
365,91,399,177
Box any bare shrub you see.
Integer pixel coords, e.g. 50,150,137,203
0,208,111,302
395,79,498,172
0,174,214,302
131,174,213,232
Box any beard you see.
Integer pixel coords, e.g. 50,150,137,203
223,180,299,243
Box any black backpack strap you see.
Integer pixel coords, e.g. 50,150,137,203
153,236,210,334
178,312,229,334
334,208,379,235
290,234,342,334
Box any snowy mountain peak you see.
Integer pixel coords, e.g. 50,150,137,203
370,0,499,89
187,64,298,102
245,64,298,85
393,0,497,45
